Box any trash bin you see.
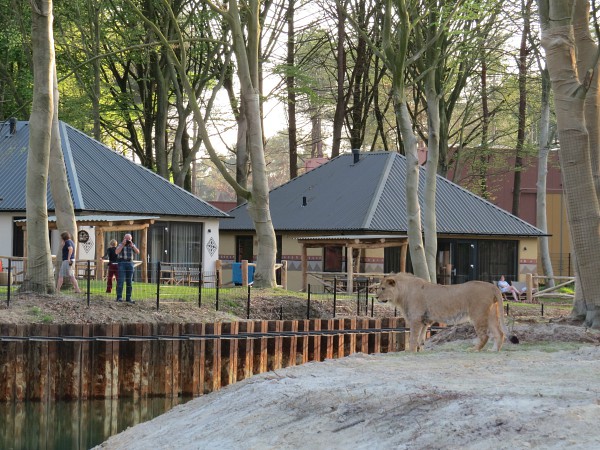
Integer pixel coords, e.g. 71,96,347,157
232,263,255,285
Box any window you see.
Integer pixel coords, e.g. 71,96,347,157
384,247,400,273
170,222,202,263
236,236,254,262
477,240,518,282
323,246,343,272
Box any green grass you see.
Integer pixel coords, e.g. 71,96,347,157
29,305,53,323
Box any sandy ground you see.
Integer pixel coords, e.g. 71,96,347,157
96,322,600,450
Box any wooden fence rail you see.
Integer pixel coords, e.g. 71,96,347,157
0,318,407,402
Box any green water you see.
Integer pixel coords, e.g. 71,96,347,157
0,397,191,450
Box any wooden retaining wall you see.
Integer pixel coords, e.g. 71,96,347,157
0,318,407,402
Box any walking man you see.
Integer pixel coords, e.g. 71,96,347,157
115,233,140,303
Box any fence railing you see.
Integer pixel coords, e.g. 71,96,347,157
0,257,396,320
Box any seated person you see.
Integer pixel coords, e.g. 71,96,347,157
498,275,521,302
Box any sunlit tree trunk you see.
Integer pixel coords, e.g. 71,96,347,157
424,72,440,282
536,67,555,289
49,64,77,258
24,0,55,293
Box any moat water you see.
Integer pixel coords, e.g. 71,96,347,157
1,396,191,449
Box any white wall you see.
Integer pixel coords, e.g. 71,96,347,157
0,214,14,256
202,219,219,285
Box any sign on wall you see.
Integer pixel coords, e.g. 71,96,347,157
77,226,95,261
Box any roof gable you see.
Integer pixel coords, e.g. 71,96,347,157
0,121,228,219
221,151,544,237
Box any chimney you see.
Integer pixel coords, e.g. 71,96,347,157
9,117,17,135
351,148,360,164
302,196,307,207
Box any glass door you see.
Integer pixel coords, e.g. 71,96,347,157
452,241,476,284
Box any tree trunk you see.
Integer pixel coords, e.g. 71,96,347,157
398,97,429,281
286,0,298,179
331,0,346,158
540,0,600,328
423,73,439,283
154,56,170,179
536,67,555,289
512,0,532,216
24,0,55,294
48,64,77,260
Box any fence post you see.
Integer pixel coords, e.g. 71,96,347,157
281,260,288,289
333,276,337,318
156,261,161,311
198,262,202,308
246,284,251,319
541,303,544,317
526,273,533,303
307,284,311,320
370,297,374,317
241,259,248,286
86,260,91,307
356,287,360,316
216,270,220,311
7,258,11,307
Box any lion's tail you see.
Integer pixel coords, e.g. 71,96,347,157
494,289,519,344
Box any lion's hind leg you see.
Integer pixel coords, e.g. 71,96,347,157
472,318,490,351
488,301,505,351
408,321,425,352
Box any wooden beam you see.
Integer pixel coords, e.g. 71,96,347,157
301,245,308,291
347,246,353,293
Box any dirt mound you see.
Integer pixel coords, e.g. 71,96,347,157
427,320,600,348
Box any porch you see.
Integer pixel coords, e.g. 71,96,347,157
298,235,409,293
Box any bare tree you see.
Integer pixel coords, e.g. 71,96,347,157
128,0,278,287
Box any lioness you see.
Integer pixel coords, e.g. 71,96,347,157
376,272,508,352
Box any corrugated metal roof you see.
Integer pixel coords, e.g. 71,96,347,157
221,151,545,237
0,121,229,219
14,215,161,224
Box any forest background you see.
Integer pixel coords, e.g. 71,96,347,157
0,0,543,204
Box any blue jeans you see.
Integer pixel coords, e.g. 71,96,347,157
116,261,134,301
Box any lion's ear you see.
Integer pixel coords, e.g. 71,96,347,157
387,279,396,287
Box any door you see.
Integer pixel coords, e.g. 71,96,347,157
453,241,476,284
149,222,170,281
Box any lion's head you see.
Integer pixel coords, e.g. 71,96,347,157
376,276,397,303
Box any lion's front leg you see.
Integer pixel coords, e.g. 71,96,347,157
409,321,424,352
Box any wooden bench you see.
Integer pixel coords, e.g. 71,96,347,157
496,280,528,302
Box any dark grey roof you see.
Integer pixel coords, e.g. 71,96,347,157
221,151,545,237
0,121,228,218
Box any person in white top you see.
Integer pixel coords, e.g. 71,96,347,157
498,275,520,302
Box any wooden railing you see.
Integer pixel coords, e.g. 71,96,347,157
529,273,575,302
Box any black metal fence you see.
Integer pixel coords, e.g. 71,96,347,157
0,258,573,321
0,258,394,320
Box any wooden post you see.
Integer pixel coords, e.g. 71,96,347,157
281,260,288,289
301,244,308,290
241,259,249,286
141,226,148,283
400,244,407,273
96,227,105,281
347,245,354,293
526,273,533,303
215,260,222,287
